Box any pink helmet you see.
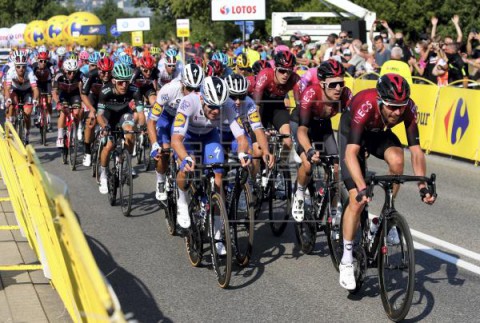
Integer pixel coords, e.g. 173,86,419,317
79,50,89,61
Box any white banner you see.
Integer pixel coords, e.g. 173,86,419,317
116,18,151,32
211,0,266,21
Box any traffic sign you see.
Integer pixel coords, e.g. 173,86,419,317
110,24,121,37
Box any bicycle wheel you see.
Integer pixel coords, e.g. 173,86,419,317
378,211,415,322
69,123,78,171
232,182,254,267
164,169,177,236
327,185,350,271
62,132,68,165
91,137,99,177
144,143,153,172
119,149,133,217
185,194,203,267
107,152,118,206
294,186,317,255
268,169,291,236
209,192,232,288
17,117,24,144
135,134,143,165
40,111,48,146
94,140,103,183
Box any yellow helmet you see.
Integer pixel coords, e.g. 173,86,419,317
150,46,160,56
227,55,235,68
236,53,250,69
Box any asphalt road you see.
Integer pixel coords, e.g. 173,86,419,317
30,127,480,323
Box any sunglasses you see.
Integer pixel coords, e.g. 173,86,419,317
230,94,247,101
89,64,97,68
141,68,152,73
277,67,293,75
206,104,221,110
324,81,345,89
39,60,47,63
166,64,176,68
100,70,112,75
15,65,26,69
381,99,408,109
115,80,130,86
66,70,75,75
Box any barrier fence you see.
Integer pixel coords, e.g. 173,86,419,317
291,72,480,165
0,122,126,322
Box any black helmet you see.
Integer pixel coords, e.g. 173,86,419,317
376,74,410,105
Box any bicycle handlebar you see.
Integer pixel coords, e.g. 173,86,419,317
364,173,437,198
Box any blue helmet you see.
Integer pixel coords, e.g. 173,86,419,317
212,52,228,66
88,51,101,64
165,48,178,58
119,54,133,67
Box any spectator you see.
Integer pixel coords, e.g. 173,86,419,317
319,33,338,62
347,41,368,76
232,38,244,56
380,46,413,85
369,20,395,48
444,42,467,84
409,40,430,79
392,32,413,63
305,43,319,66
372,35,391,71
431,15,463,45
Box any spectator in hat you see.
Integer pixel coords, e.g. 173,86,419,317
233,38,244,56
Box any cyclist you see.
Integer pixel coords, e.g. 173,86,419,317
147,63,204,202
4,50,39,144
248,60,272,96
235,53,252,79
224,74,274,181
338,74,436,290
158,49,182,88
253,51,301,162
31,51,55,131
96,63,144,194
205,60,224,77
131,55,159,107
211,52,233,77
291,59,352,221
52,46,66,72
53,58,83,148
171,76,251,232
80,57,114,167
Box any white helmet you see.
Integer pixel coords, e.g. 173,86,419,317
202,76,229,106
12,50,27,65
38,45,47,53
226,74,248,96
182,64,204,89
63,59,78,72
56,46,66,57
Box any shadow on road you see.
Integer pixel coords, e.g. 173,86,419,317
86,235,172,323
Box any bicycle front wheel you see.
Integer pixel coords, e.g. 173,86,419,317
185,194,203,267
119,149,133,216
69,123,78,171
326,185,349,271
268,169,291,236
107,152,118,206
40,111,48,146
164,170,177,236
232,182,254,267
378,211,415,322
209,192,232,288
294,189,317,255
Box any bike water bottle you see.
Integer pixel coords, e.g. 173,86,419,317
368,216,379,241
200,196,208,219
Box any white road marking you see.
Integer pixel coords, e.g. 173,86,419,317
414,241,480,276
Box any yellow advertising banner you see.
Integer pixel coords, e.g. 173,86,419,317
352,78,376,93
430,86,480,162
131,31,143,47
391,83,439,150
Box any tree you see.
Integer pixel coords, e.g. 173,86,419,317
94,0,132,43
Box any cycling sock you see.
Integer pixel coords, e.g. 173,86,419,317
85,143,91,154
57,128,64,139
178,188,187,205
296,183,306,199
341,239,353,264
100,166,107,179
156,171,166,183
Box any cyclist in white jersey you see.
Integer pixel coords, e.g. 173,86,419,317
148,64,204,202
157,49,183,88
4,50,39,144
171,76,251,233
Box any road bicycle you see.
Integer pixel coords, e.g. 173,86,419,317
334,173,437,322
61,104,80,170
160,148,178,236
37,94,49,146
12,102,28,145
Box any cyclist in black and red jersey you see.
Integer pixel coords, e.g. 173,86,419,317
32,51,55,131
80,57,114,167
247,59,271,96
338,74,436,291
253,51,301,161
131,55,159,107
52,59,83,148
291,59,353,221
205,59,224,78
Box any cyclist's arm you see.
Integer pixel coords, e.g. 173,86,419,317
32,86,39,102
171,102,191,162
133,87,145,126
96,90,109,128
80,74,95,112
252,69,269,109
171,133,188,161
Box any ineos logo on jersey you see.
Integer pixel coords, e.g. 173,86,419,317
256,73,267,87
353,100,373,124
303,88,315,103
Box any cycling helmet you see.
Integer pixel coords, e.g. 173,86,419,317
165,55,177,65
252,60,272,75
317,59,345,80
66,52,78,60
194,56,205,68
226,74,248,95
182,63,204,89
88,51,101,65
79,50,89,61
63,59,78,71
206,60,223,76
274,51,296,69
376,73,411,106
99,48,108,58
13,50,27,65
201,76,229,106
97,57,114,72
150,46,160,56
165,48,177,58
38,45,47,53
211,52,228,66
119,54,133,66
227,56,235,68
56,46,66,57
236,53,250,69
37,51,49,61
112,63,133,80
139,55,155,69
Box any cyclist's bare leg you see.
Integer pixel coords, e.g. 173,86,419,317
343,188,364,241
384,146,404,197
100,140,114,167
122,123,135,153
23,104,33,131
296,152,312,189
279,123,293,165
156,143,170,174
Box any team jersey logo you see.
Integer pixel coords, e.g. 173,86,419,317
174,113,187,127
249,111,260,123
152,102,163,116
236,117,243,127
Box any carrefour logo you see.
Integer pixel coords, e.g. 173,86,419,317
220,6,230,14
220,5,257,15
444,98,469,144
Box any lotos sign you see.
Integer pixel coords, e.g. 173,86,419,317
212,0,265,21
